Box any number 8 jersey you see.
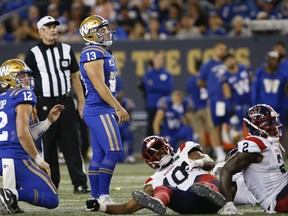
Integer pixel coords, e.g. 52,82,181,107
238,135,288,211
144,141,207,191
0,88,36,159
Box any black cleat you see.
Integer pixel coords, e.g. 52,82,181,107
132,190,166,215
0,188,18,214
86,198,100,211
191,183,226,207
74,185,91,194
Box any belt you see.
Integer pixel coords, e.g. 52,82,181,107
37,92,71,101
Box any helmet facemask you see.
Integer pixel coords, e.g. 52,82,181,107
90,25,113,47
0,59,34,90
80,15,114,47
142,136,174,169
244,104,282,141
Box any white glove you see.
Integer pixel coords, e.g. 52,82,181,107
185,159,203,171
222,202,242,215
211,162,226,179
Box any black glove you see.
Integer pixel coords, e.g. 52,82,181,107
86,198,100,211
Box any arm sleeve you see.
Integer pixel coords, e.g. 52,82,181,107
30,119,52,140
24,49,36,73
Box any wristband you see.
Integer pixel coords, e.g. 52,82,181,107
194,159,204,168
98,203,107,212
34,154,44,164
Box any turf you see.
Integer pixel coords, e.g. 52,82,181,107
0,161,287,215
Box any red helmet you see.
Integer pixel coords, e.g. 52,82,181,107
244,104,282,139
141,136,174,169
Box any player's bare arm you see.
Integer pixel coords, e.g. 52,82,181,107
153,109,165,135
188,150,215,171
220,152,261,202
71,72,85,118
16,103,51,177
96,184,154,214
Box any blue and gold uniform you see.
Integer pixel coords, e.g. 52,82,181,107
156,96,194,150
80,44,123,198
0,87,58,208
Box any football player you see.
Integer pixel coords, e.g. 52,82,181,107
79,15,129,204
197,42,229,162
0,59,64,213
212,149,257,206
86,136,226,214
221,104,288,214
153,90,194,150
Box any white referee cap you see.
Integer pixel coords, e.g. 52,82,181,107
267,51,279,58
37,16,60,30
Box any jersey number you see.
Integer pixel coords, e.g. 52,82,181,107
0,111,8,141
23,92,33,101
86,52,97,61
164,161,189,185
277,154,286,173
242,142,249,152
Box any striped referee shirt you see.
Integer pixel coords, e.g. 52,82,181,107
25,41,79,97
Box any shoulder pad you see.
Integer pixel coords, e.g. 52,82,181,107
177,141,202,154
81,45,108,62
238,136,267,153
9,88,36,106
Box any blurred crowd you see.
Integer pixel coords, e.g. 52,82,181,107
1,0,288,44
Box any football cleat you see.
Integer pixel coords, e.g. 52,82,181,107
132,190,166,215
86,198,100,211
73,185,91,194
0,188,18,214
191,183,226,207
98,195,115,205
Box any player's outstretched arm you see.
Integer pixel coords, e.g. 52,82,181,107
30,104,65,140
87,185,155,214
86,197,142,214
106,199,142,214
16,103,51,177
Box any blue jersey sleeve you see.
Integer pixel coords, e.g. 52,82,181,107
10,88,37,106
80,45,108,63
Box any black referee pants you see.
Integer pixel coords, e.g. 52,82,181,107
36,96,87,189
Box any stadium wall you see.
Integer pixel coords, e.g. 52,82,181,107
1,35,287,110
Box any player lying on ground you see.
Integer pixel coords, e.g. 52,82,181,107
86,136,226,214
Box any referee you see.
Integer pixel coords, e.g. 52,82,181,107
25,16,90,194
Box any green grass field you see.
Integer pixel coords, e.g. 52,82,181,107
1,160,288,215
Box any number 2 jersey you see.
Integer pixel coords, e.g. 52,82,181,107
144,141,207,191
0,88,36,159
79,44,118,115
238,135,288,211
